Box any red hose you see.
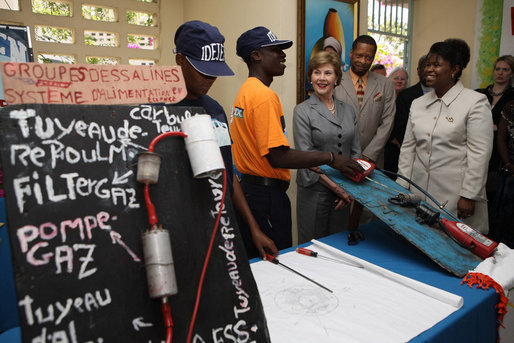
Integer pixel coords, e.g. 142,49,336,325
148,131,187,152
162,300,174,343
143,131,187,229
186,169,227,343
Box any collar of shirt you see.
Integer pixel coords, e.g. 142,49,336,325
350,69,368,93
421,83,432,94
426,81,464,106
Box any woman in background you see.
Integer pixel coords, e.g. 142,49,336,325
397,39,493,233
476,55,514,235
389,67,408,98
294,51,360,244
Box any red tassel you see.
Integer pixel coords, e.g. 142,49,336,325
461,272,509,340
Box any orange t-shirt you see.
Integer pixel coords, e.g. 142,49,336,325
230,77,290,181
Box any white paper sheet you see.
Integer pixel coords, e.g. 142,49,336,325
251,243,463,343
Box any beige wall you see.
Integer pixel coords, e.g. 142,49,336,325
410,0,478,87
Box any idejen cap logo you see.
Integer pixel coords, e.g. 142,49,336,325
174,20,234,77
236,26,293,60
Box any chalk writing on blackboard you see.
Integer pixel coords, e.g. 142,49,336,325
0,104,271,342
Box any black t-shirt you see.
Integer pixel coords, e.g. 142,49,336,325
176,96,234,192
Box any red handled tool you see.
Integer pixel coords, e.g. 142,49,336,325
265,254,333,293
439,219,498,259
343,158,375,183
296,248,363,268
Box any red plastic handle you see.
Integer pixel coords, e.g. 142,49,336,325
266,254,279,264
296,247,318,257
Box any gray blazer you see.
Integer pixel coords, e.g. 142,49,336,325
293,93,361,188
334,70,396,162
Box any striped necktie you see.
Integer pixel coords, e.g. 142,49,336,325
357,77,364,107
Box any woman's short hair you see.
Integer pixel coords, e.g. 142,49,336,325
388,67,408,80
307,51,343,85
494,55,514,73
428,38,470,82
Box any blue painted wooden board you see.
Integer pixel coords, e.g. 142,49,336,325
319,165,482,277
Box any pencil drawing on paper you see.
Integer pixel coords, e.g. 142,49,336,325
274,286,339,315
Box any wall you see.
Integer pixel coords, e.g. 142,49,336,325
410,0,478,87
0,0,164,64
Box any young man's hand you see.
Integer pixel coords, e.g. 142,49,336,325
251,229,278,259
331,155,364,176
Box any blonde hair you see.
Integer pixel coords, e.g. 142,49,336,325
307,51,343,86
494,55,514,72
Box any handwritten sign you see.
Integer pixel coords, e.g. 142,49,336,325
0,63,187,105
0,104,270,342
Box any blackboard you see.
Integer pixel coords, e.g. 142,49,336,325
0,104,270,342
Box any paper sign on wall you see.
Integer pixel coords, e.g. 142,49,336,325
0,62,187,105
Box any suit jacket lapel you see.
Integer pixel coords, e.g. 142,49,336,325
342,71,359,109
309,93,339,126
362,72,378,108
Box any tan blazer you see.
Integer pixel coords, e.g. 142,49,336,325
334,70,396,163
397,82,493,233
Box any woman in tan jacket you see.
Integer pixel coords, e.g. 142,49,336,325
397,39,493,233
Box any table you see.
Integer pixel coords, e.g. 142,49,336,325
1,219,499,342
252,220,499,342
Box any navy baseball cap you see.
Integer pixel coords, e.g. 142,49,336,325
236,26,293,60
174,20,234,77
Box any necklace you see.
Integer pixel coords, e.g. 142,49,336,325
327,102,335,113
488,85,507,97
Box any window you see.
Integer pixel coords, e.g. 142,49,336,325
35,25,73,43
32,0,71,16
85,30,118,47
126,10,155,26
127,34,155,50
0,0,20,10
4,0,160,65
368,0,412,74
129,59,155,66
38,53,76,64
86,56,119,65
82,4,117,22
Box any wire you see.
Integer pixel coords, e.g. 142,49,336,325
140,131,188,343
186,169,227,343
144,184,158,228
161,299,173,343
377,168,460,222
143,131,188,229
148,131,187,153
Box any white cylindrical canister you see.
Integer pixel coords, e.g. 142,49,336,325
180,114,225,178
142,229,178,298
136,152,162,184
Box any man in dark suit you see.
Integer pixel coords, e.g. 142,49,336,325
384,55,431,177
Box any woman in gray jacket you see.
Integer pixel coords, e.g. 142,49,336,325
294,51,361,243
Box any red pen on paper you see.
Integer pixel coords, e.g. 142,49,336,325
296,248,363,268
